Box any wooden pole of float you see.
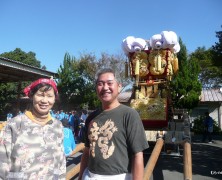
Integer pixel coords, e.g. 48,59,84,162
143,138,164,180
66,163,81,180
182,112,192,180
66,143,85,180
69,143,85,157
183,141,192,180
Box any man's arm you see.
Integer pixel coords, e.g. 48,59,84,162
131,151,144,180
78,147,90,180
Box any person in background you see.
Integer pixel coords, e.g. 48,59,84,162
50,109,56,118
64,112,69,120
69,111,80,138
74,112,80,138
78,119,86,143
0,78,66,179
69,110,76,133
78,68,149,180
17,110,23,115
202,112,214,143
6,112,13,120
55,110,60,120
80,110,88,123
59,110,65,121
61,119,76,157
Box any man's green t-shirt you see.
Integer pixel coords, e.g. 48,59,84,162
85,104,149,175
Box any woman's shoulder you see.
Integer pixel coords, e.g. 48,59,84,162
8,113,27,123
3,114,28,131
52,117,63,126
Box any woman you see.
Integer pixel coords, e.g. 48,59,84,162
0,78,66,180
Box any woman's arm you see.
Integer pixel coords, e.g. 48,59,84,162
0,122,12,179
57,124,67,179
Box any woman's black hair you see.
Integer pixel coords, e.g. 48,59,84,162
29,83,57,97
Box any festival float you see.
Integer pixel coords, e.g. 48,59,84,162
122,31,192,180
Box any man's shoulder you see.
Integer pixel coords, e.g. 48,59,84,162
84,109,101,128
207,116,213,121
87,109,101,119
118,104,138,114
119,104,132,109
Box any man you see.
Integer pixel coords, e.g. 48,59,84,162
80,110,88,123
59,110,65,120
202,112,213,143
78,68,149,180
68,110,75,133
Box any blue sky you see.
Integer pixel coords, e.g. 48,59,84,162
0,0,221,73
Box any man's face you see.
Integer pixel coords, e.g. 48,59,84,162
96,72,121,105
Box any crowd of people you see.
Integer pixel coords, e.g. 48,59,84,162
49,109,88,140
0,68,149,180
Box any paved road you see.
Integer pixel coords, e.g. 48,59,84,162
67,135,222,180
145,135,222,180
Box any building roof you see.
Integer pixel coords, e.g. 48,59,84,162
200,89,222,102
0,57,58,83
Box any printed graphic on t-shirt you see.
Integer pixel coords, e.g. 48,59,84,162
88,119,118,159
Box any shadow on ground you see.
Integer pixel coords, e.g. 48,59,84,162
143,135,222,180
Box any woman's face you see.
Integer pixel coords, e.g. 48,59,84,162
32,86,55,116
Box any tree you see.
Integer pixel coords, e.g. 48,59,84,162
56,53,76,110
0,48,42,117
42,65,47,70
212,25,222,66
57,52,127,110
57,52,99,110
189,26,222,88
169,38,202,110
189,47,215,88
1,48,41,67
211,25,222,86
97,53,130,87
0,83,18,118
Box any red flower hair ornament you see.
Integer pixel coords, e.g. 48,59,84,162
23,78,58,97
